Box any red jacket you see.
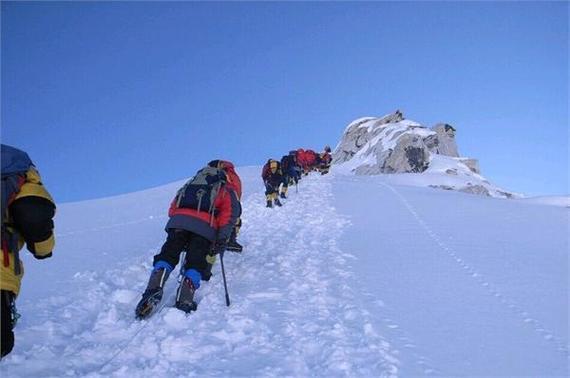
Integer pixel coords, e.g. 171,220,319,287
296,149,308,170
209,160,242,199
297,149,319,171
304,149,318,168
167,184,241,242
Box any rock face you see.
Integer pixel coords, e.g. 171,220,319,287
431,123,459,157
333,110,405,165
457,158,480,174
332,110,515,198
332,110,454,174
383,134,430,173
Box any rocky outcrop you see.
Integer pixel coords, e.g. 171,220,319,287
332,110,515,198
456,158,480,174
431,123,459,157
333,110,438,174
332,111,406,165
383,134,430,173
458,184,490,196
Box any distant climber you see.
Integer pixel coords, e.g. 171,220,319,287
280,151,301,199
261,159,283,208
317,145,332,175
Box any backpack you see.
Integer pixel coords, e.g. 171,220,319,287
1,145,32,229
280,156,290,172
1,144,33,274
174,166,227,214
281,155,297,175
304,149,318,166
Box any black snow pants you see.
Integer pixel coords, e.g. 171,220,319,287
1,290,15,358
153,229,214,281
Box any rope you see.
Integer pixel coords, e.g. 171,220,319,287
98,252,187,374
98,288,176,374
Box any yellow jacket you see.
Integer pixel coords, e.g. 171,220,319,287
1,167,55,296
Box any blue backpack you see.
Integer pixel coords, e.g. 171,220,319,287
1,144,33,275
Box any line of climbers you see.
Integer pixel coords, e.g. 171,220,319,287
262,146,332,208
0,144,333,357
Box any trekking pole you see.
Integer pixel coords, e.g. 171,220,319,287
219,252,231,306
178,251,187,283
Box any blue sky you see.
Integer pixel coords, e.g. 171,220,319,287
2,1,567,202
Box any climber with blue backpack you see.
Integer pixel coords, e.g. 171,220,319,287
1,144,56,358
279,151,301,199
135,162,241,318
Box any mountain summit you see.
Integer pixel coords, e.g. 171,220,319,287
332,110,515,198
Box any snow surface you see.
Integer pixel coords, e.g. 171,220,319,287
334,151,517,199
345,117,377,132
517,196,570,208
0,167,568,377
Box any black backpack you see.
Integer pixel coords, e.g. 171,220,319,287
174,166,227,214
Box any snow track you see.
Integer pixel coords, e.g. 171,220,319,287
1,173,400,377
235,175,400,376
381,182,570,359
332,174,568,376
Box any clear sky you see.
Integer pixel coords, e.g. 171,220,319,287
2,1,568,202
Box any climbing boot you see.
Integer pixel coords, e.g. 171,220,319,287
135,267,170,319
175,277,198,313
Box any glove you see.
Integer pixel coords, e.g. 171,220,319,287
210,239,227,256
33,252,53,260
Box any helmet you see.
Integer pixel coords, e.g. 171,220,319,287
324,145,331,153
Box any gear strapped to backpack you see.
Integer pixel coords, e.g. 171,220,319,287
174,166,227,215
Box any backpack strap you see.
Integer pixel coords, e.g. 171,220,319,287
174,178,192,209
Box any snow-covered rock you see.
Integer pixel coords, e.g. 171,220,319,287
332,110,515,198
382,133,430,173
431,123,459,157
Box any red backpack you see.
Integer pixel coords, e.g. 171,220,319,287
304,150,318,167
209,160,242,199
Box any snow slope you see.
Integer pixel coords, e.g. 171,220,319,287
517,196,570,208
0,167,568,377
